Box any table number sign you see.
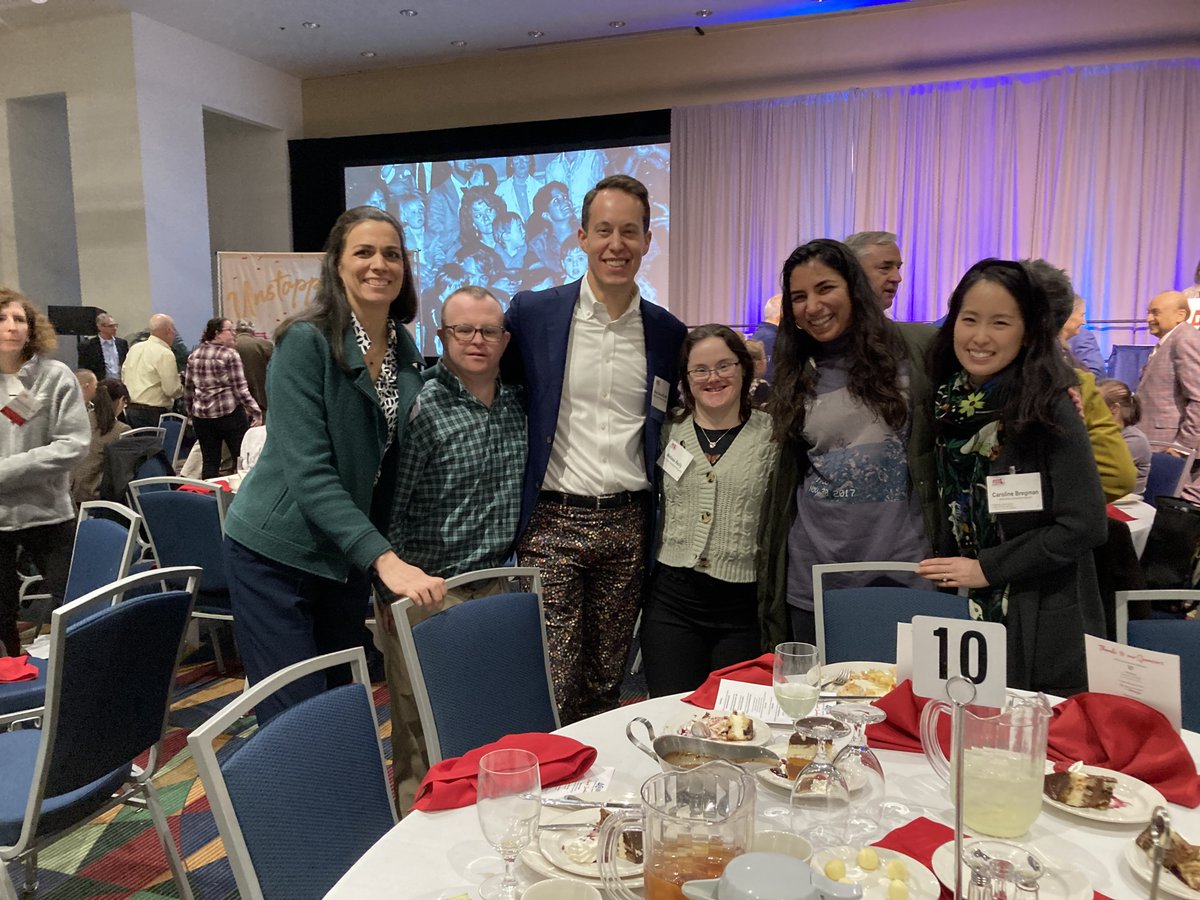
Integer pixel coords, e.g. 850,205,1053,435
1085,634,1182,731
911,616,1007,707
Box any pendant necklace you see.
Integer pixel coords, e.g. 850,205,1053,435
695,423,734,450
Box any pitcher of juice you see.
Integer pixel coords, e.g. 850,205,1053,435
598,760,756,900
919,692,1052,838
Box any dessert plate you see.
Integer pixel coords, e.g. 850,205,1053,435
812,846,940,900
664,709,771,746
1042,762,1166,824
820,662,898,699
932,841,1091,900
754,742,867,794
1124,839,1200,899
535,808,642,881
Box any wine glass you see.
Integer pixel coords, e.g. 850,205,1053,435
830,704,888,841
789,722,850,850
477,748,541,899
773,641,821,732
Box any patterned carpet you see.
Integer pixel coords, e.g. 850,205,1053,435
6,643,648,899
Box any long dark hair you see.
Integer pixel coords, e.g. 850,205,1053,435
275,206,418,372
201,317,228,344
97,377,130,436
674,324,754,423
771,239,909,445
932,259,1075,438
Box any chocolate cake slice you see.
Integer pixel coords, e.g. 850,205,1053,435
1043,770,1116,808
1136,823,1200,890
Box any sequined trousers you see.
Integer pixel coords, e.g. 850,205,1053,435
517,498,648,725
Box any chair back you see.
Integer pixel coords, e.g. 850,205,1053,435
130,477,230,600
1113,588,1200,643
14,567,198,850
393,567,558,763
188,648,396,900
158,413,187,467
121,426,166,445
62,501,142,605
813,562,971,663
1145,447,1192,508
1126,617,1200,731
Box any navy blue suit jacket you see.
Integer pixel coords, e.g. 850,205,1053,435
504,279,688,541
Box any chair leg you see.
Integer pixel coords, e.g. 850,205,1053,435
141,780,195,900
20,853,36,899
0,861,18,900
209,621,226,674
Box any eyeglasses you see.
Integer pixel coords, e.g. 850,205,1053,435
442,324,506,343
687,361,740,381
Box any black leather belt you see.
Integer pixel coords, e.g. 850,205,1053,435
538,489,648,511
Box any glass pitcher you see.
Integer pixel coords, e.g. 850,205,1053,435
919,692,1052,838
598,760,756,900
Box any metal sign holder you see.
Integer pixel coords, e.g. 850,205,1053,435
945,674,978,900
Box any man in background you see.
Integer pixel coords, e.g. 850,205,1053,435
234,319,273,413
122,313,181,428
1064,295,1106,378
750,293,781,380
74,369,98,406
383,286,526,810
845,230,903,311
1138,290,1200,457
78,312,127,380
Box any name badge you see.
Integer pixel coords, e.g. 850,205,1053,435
661,439,693,482
1,389,39,426
985,471,1043,513
651,376,670,413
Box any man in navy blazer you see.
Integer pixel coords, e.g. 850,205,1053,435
505,174,686,723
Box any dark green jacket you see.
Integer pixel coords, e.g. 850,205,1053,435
225,320,423,581
756,321,940,648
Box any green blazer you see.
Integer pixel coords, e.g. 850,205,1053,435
225,320,423,581
756,321,940,648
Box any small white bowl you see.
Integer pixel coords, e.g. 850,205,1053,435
522,879,602,900
753,829,813,862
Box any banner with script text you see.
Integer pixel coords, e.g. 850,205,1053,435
217,252,323,333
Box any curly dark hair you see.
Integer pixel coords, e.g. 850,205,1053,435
276,206,418,372
931,259,1076,438
674,324,755,423
0,288,57,362
771,239,909,445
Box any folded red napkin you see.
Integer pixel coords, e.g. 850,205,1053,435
867,686,1200,808
411,732,597,812
0,655,38,683
873,817,1112,900
1106,504,1135,523
683,652,773,708
177,482,231,494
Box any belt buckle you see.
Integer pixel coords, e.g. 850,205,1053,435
596,492,620,509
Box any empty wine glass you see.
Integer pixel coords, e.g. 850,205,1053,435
477,748,541,899
789,722,849,850
773,641,821,733
830,704,888,841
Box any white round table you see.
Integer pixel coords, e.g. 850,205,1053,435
325,694,1200,899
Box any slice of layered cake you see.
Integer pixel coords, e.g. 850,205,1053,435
1043,769,1117,809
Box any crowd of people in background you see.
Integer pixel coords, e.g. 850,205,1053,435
3,172,1199,815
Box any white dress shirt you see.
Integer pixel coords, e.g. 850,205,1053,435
543,278,649,496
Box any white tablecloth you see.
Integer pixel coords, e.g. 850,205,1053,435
325,694,1200,899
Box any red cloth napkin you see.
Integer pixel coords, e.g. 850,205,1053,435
1106,503,1135,522
682,652,773,708
867,686,1200,808
0,655,38,682
411,732,597,812
873,817,1112,900
177,482,232,494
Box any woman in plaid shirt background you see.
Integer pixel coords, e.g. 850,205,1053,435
184,317,262,480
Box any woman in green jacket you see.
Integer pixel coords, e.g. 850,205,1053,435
225,206,445,722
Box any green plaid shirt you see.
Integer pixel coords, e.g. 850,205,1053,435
388,361,526,576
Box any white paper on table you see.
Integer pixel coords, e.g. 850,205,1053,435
541,765,614,799
24,634,50,660
713,679,790,726
1085,634,1182,732
896,622,912,684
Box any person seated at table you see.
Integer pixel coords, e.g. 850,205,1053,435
1098,379,1152,497
641,325,778,696
71,376,130,504
1026,258,1135,502
382,286,526,812
916,259,1107,696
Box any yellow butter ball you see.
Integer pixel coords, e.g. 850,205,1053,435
888,878,909,900
885,858,908,880
824,858,847,881
857,847,880,870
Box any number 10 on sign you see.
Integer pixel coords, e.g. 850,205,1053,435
910,616,1007,707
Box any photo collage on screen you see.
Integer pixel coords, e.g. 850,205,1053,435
345,145,670,355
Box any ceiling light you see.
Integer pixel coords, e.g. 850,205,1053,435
528,30,544,38
450,40,467,47
608,20,626,28
360,51,377,58
302,21,319,29
31,0,49,5
399,8,418,15
696,9,713,16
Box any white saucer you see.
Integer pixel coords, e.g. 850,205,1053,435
1042,763,1167,824
1124,840,1200,899
931,840,1091,900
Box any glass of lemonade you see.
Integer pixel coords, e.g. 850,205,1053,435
773,641,821,732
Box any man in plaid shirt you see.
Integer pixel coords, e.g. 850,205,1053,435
381,285,526,811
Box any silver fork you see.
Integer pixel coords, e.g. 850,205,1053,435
820,669,851,690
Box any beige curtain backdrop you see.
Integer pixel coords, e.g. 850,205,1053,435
670,58,1200,349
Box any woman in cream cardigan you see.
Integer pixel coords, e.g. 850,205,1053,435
640,324,778,696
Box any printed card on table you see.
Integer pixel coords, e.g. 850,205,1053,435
1085,634,1182,732
713,679,791,726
